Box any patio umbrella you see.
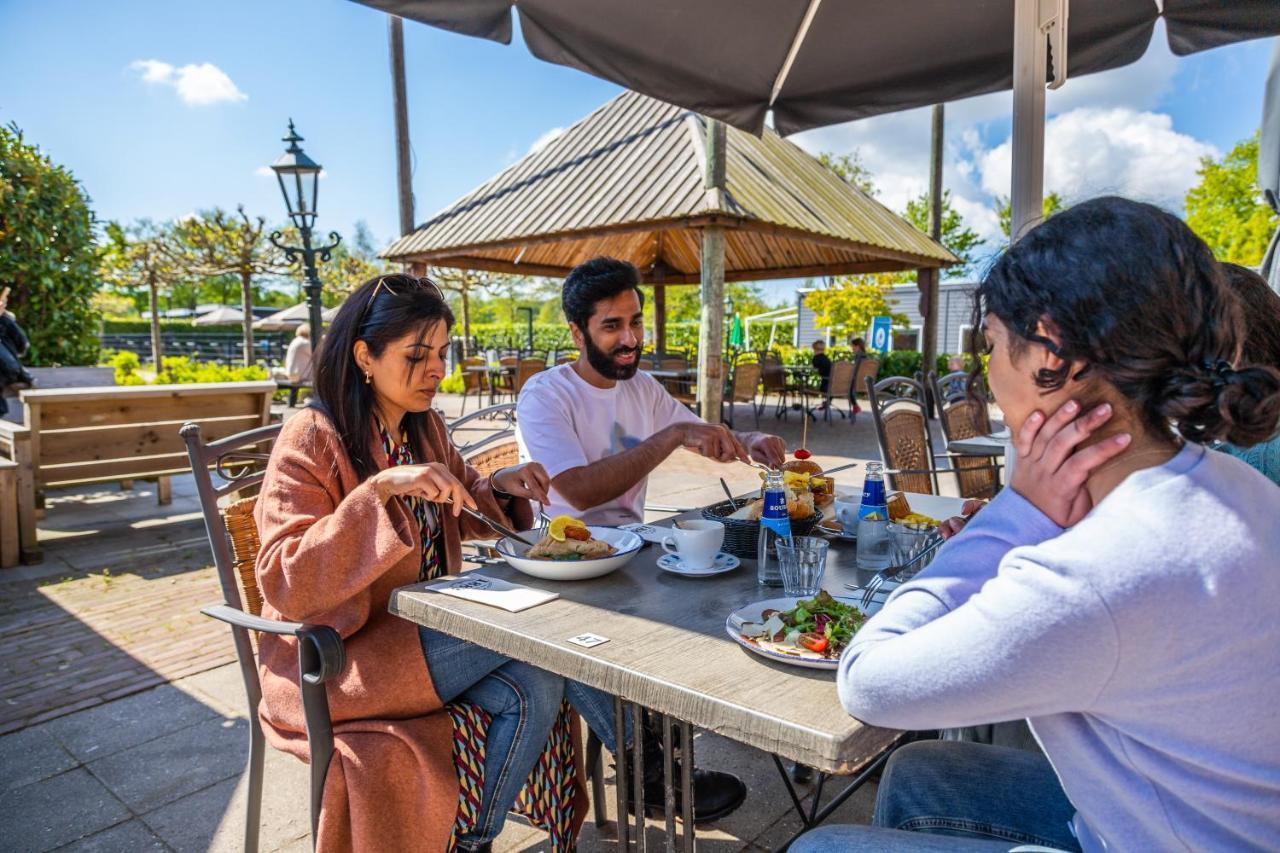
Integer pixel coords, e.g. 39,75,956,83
192,306,245,326
356,1,1277,135
1259,40,1280,293
252,302,311,331
729,314,745,349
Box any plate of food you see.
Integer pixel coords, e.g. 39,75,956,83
496,515,644,581
725,590,867,670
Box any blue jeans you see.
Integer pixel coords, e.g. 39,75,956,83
791,741,1081,852
419,627,629,845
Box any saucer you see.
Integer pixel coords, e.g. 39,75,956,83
817,517,858,541
657,552,740,577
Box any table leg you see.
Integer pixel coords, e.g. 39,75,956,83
614,696,630,849
770,746,897,852
632,703,647,851
662,714,677,852
680,719,694,852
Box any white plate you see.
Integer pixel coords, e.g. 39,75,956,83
725,595,865,670
816,517,857,542
657,551,740,577
496,526,644,581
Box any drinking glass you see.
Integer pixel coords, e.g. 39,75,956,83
775,536,829,597
887,522,941,573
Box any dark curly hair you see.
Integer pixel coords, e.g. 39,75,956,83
973,196,1280,446
561,257,645,330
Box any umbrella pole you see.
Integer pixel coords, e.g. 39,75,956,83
697,118,727,424
1010,0,1048,242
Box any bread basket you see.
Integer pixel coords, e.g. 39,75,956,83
700,500,826,560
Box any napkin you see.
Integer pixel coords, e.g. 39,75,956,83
426,574,559,612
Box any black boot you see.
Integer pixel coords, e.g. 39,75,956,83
620,719,747,825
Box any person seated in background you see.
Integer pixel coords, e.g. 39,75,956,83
848,335,867,356
0,287,34,418
284,324,312,382
810,339,832,408
847,336,867,413
794,197,1280,852
1214,263,1280,485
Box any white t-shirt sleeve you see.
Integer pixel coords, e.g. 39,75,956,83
516,378,590,480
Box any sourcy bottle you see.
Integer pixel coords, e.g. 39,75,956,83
757,470,792,586
855,462,892,570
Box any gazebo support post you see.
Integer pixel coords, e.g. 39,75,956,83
654,283,667,355
1010,0,1051,240
919,103,944,414
697,118,728,424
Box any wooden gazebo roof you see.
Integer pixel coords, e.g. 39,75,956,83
384,91,956,282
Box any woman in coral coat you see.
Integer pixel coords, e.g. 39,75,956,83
253,274,618,852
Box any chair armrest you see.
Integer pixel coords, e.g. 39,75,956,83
201,604,346,684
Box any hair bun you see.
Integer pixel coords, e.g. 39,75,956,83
1159,361,1280,446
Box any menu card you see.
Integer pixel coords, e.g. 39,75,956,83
426,574,559,612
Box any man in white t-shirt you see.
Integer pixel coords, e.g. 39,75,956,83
516,256,786,823
517,257,786,526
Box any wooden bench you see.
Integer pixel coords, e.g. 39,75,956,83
0,381,276,565
0,458,18,568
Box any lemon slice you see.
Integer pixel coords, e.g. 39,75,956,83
548,515,587,542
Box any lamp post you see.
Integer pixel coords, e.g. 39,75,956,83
268,120,340,346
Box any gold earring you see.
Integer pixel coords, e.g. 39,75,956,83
364,372,372,384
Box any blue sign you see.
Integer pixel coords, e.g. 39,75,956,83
869,316,892,352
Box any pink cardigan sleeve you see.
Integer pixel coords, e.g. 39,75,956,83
255,420,416,624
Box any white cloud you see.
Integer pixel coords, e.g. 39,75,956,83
978,107,1217,213
130,59,247,106
528,126,565,155
254,166,274,177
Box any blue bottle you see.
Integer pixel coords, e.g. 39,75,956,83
856,462,892,570
757,470,792,586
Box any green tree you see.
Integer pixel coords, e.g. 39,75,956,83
903,189,985,279
171,206,290,366
324,220,388,298
804,278,907,342
995,192,1065,239
433,267,513,354
0,123,100,365
1185,133,1277,266
100,219,185,371
818,150,877,195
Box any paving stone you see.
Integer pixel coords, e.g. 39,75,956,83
54,818,168,852
0,768,131,852
0,725,78,791
46,684,220,762
88,716,247,814
145,737,309,853
172,663,251,719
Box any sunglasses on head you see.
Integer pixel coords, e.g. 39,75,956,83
360,275,446,327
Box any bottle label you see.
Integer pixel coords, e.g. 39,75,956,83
761,488,792,537
859,476,887,520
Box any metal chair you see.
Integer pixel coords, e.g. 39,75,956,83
865,375,951,495
722,359,762,429
850,356,881,418
181,421,342,853
759,351,792,418
929,371,1002,499
660,357,697,408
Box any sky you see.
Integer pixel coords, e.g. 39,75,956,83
1,1,1276,306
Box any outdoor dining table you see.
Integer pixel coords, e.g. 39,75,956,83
390,489,967,850
947,433,1009,457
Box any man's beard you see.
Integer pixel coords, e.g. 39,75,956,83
583,332,640,380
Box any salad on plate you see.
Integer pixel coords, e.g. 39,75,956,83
738,590,866,660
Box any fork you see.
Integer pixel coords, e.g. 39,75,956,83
846,537,945,609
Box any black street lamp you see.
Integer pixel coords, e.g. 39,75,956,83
268,120,340,346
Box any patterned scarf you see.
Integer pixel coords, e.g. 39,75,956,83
378,424,444,582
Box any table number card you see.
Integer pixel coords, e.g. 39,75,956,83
566,633,610,648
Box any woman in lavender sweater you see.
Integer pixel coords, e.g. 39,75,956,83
796,198,1280,852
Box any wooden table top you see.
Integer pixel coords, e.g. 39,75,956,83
391,491,966,774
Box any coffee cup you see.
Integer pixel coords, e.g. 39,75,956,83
661,519,725,569
834,493,861,534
